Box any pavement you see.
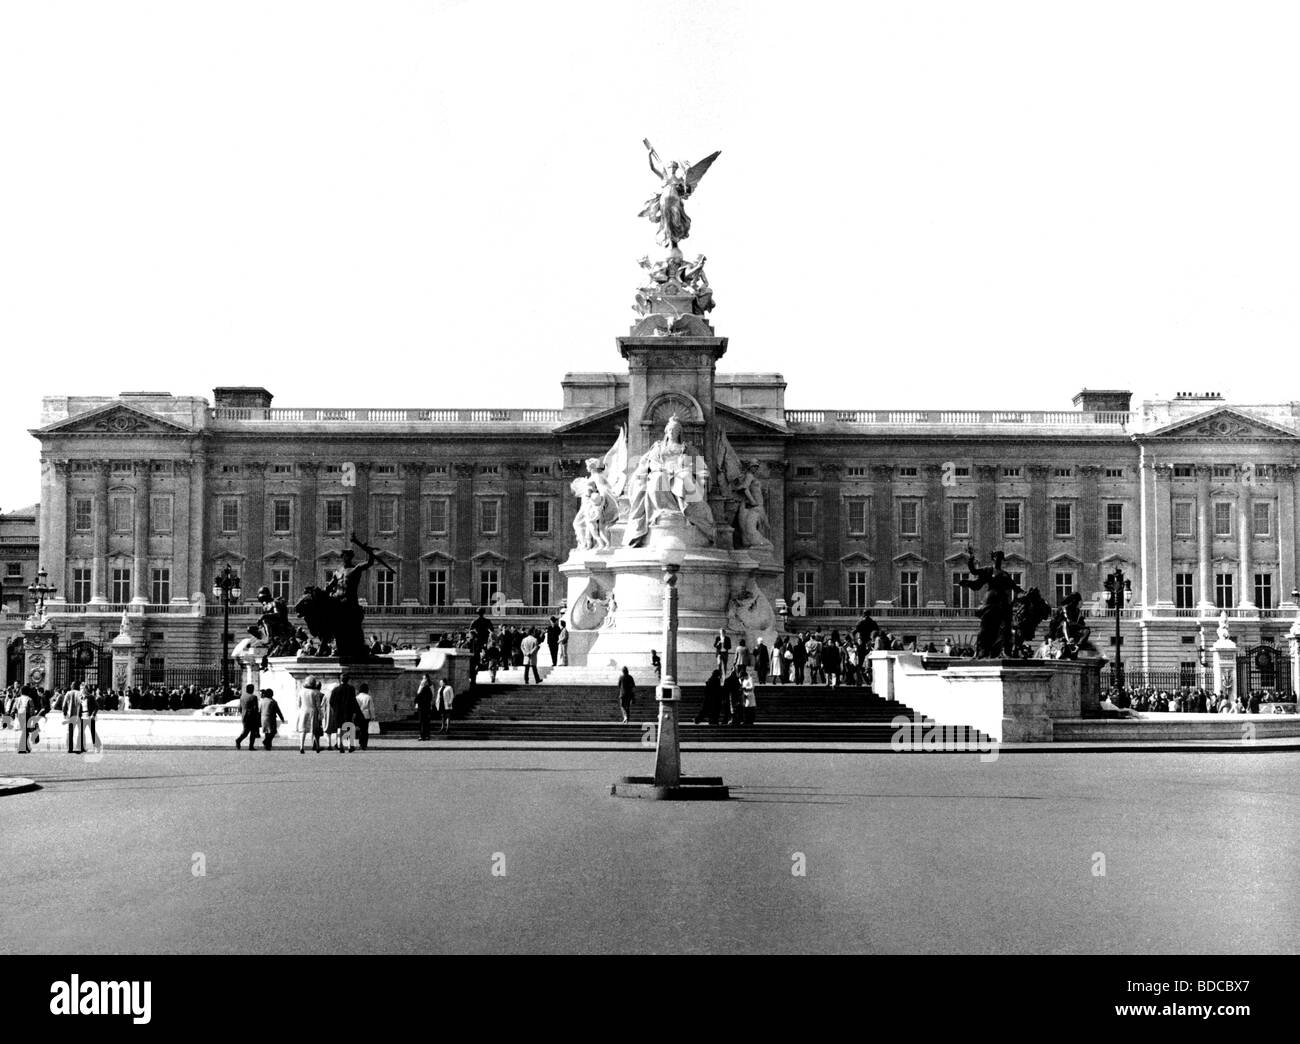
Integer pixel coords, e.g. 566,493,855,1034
2,745,1297,954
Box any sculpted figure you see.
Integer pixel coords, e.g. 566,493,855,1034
714,430,772,549
959,546,1022,658
255,585,296,657
623,415,714,547
638,139,720,249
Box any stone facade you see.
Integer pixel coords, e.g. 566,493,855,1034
16,380,1300,684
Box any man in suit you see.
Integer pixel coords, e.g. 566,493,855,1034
62,684,85,753
235,683,260,751
327,674,359,753
545,616,561,666
414,673,434,741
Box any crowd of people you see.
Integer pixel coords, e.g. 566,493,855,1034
1104,686,1274,715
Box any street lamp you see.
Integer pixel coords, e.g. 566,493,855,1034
212,565,242,690
27,565,55,620
1103,567,1132,690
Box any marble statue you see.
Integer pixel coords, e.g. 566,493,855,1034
572,479,618,550
714,430,772,549
638,139,721,249
1217,611,1231,643
623,415,714,547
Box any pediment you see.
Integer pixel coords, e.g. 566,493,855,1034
37,402,197,437
552,405,629,436
1142,407,1298,441
715,402,788,435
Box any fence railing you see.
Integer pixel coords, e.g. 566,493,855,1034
210,407,564,425
784,409,1131,428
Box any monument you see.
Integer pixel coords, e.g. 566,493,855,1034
555,140,781,683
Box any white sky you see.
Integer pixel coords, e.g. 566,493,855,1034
3,1,1299,508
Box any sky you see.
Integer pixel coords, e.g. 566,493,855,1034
3,1,1299,508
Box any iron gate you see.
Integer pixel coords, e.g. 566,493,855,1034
54,639,111,691
1237,644,1293,696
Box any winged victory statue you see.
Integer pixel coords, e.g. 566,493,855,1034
638,139,721,249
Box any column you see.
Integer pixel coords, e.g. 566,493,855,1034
297,463,319,592
1154,463,1173,606
189,457,206,600
1078,465,1101,595
974,465,998,556
401,462,425,603
47,459,69,597
871,465,895,604
820,463,842,604
558,459,585,555
1027,464,1050,592
1138,454,1157,610
764,460,787,570
1281,464,1299,607
172,460,192,601
1196,465,1213,611
923,464,945,604
352,461,372,549
1238,481,1254,608
91,459,109,603
132,460,152,602
453,463,475,597
244,460,266,597
505,462,527,600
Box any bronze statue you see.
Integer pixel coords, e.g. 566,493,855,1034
638,139,720,249
293,533,391,660
255,585,296,657
960,546,1023,658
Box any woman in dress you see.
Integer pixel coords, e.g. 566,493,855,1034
296,675,324,754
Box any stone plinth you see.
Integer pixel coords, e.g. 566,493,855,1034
22,626,57,694
261,656,412,725
1212,639,1238,697
110,631,137,691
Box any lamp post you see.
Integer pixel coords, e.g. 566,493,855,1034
27,565,56,619
1103,567,1132,690
212,565,242,691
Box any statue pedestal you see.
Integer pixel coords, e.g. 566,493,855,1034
1212,639,1238,698
260,656,414,726
110,631,137,691
22,625,57,694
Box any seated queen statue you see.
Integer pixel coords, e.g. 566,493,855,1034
623,415,714,547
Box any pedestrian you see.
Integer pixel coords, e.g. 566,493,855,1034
723,666,743,726
328,674,359,753
259,688,285,749
791,634,807,685
436,676,455,734
62,684,85,753
732,638,754,676
354,682,374,750
754,638,770,685
415,673,434,740
82,684,102,753
651,649,661,678
713,629,731,674
12,685,38,754
296,675,324,754
557,620,569,666
695,668,723,725
742,668,757,724
545,616,561,666
235,683,260,751
617,666,636,724
520,630,541,684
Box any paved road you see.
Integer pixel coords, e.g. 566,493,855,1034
2,746,1296,954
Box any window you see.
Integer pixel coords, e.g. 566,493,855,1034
530,463,551,477
1215,573,1234,609
219,498,239,533
150,568,170,604
846,466,867,478
428,497,448,534
1106,503,1124,537
74,498,93,532
375,463,397,475
480,499,500,535
148,657,165,684
478,567,500,606
1254,573,1272,610
375,497,398,534
71,568,92,604
479,464,500,476
1179,662,1198,687
1007,571,1023,589
324,464,343,475
954,466,970,478
794,465,816,478
898,466,918,478
1104,467,1124,479
898,570,920,609
1053,502,1072,537
72,461,94,473
112,496,133,533
1213,502,1232,537
950,502,970,538
795,500,816,536
111,567,131,604
1003,502,1022,537
151,461,172,475
1002,467,1021,479
220,464,241,475
1213,465,1234,479
375,568,397,607
427,569,448,606
794,569,816,605
6,562,22,577
272,463,294,474
111,460,131,474
1256,464,1272,480
150,495,173,534
899,500,919,536
324,498,345,534
272,498,292,534
270,567,292,602
846,499,868,536
1175,573,1194,609
951,572,972,610
1053,468,1072,478
1173,501,1193,537
1174,465,1194,478
531,569,551,607
532,500,552,535
1053,571,1074,604
1253,501,1271,537
846,570,869,609
427,464,448,476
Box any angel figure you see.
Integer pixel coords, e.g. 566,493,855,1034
714,429,773,549
569,428,627,550
638,139,721,249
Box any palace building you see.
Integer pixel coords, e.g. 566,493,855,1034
8,378,1300,690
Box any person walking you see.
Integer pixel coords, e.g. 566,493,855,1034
557,620,569,666
328,674,359,753
62,684,85,754
436,676,454,734
12,685,37,754
415,673,434,741
617,666,636,724
354,682,374,750
82,684,102,753
520,630,541,684
695,668,723,725
545,616,561,667
713,629,731,674
296,676,324,754
259,688,285,749
791,634,807,685
741,668,757,724
754,638,770,685
723,666,743,726
235,683,260,751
